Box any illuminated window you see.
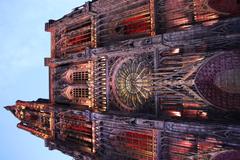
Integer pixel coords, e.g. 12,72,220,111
72,71,88,84
71,88,89,98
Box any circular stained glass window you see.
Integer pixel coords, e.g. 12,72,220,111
112,57,152,111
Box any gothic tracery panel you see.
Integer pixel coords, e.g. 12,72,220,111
195,52,240,110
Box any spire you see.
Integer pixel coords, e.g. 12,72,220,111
4,105,16,116
5,100,53,140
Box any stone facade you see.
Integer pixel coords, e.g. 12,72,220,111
5,0,240,159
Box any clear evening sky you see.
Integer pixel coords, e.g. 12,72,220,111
0,0,86,159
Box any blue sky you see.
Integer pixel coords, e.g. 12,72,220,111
0,0,86,159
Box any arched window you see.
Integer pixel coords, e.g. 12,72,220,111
65,70,89,84
71,88,89,98
71,71,88,84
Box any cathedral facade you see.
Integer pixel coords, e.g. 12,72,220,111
5,0,240,159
